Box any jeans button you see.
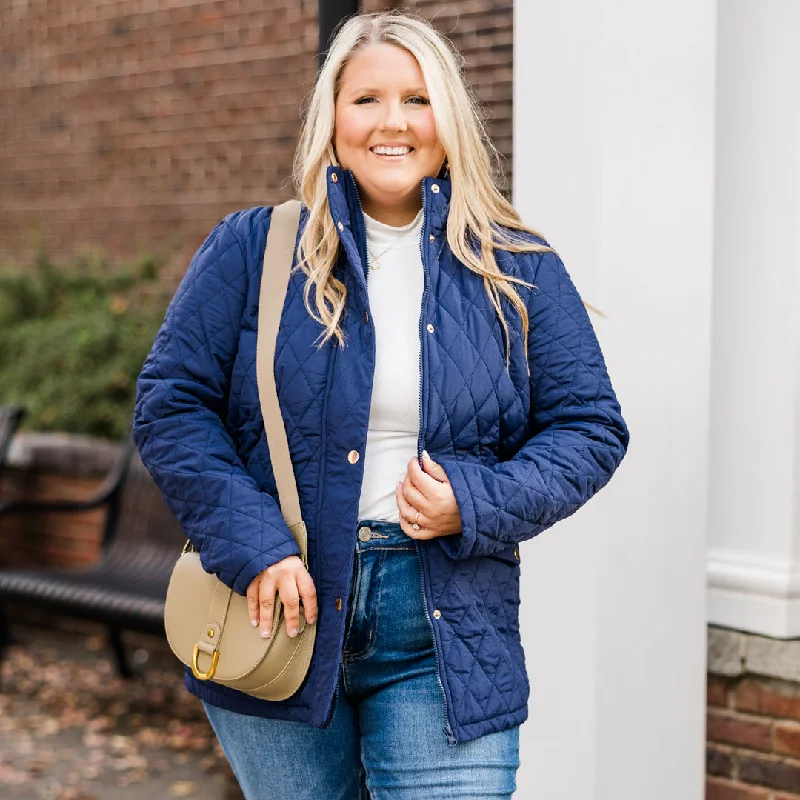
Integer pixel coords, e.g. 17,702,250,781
358,526,372,542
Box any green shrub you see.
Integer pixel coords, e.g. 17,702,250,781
0,244,171,440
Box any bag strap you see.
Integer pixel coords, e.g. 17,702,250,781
255,200,306,547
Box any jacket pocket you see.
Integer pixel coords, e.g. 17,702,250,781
487,544,521,567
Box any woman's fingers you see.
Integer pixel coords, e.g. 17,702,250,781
248,555,318,640
407,455,440,493
296,569,318,626
280,577,302,638
247,582,261,629
278,571,317,637
258,573,277,639
396,479,412,518
400,473,428,511
396,480,425,536
420,450,450,482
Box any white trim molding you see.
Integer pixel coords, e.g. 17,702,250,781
707,549,800,638
707,0,800,643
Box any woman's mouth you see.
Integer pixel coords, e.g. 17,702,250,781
369,145,414,159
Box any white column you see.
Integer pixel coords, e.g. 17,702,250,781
706,0,800,639
513,1,715,797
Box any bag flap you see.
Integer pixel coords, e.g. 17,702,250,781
164,553,279,681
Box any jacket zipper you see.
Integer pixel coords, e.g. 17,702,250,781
350,175,370,293
414,180,456,744
323,172,370,731
416,182,427,461
325,175,453,743
415,544,456,743
318,351,339,730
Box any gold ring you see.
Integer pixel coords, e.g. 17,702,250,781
415,511,420,525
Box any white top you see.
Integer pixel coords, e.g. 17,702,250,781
357,208,425,522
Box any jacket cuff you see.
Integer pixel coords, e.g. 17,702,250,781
434,458,477,561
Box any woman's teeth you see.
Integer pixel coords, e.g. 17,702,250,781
371,146,412,156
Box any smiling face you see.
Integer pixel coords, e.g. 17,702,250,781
333,43,446,226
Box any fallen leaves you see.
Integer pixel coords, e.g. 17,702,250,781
171,781,198,797
0,622,232,799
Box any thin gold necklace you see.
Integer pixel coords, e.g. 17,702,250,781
365,211,422,271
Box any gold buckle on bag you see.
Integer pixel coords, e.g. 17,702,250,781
192,644,219,680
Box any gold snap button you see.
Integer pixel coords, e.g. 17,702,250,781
429,234,435,242
336,598,342,611
426,323,435,333
348,450,360,464
337,221,344,231
431,184,440,194
331,173,338,183
363,311,369,324
433,609,442,619
207,628,215,638
358,526,372,542
514,547,520,560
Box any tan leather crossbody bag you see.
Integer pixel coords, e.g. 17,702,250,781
163,199,317,700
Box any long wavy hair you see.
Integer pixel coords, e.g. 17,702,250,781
292,10,553,366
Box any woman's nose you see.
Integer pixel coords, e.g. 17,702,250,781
379,100,408,132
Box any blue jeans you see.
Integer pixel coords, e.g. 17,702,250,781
203,520,520,799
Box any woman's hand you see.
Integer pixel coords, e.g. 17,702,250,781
246,556,317,640
396,450,462,540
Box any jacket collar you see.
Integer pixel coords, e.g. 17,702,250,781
325,166,451,239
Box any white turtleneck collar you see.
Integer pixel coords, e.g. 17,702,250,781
363,208,424,251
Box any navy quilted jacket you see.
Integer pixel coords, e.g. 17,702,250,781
133,167,629,744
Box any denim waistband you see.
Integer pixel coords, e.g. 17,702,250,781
354,519,416,551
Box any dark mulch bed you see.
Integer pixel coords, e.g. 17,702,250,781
0,610,242,799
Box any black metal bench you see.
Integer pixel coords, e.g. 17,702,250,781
0,438,186,680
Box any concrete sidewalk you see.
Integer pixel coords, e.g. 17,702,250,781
0,615,239,799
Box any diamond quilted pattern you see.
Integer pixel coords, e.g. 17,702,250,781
133,170,628,745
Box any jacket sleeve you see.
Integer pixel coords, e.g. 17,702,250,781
436,249,630,561
132,210,301,594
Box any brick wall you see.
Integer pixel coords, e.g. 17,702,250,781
364,0,514,191
0,0,319,272
708,674,800,798
0,435,120,569
1,0,513,271
0,470,106,569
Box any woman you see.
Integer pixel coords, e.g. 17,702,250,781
133,10,628,799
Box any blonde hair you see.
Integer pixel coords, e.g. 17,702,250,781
292,10,553,366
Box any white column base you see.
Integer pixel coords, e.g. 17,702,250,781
708,549,800,638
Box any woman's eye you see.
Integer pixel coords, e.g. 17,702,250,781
353,96,429,105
